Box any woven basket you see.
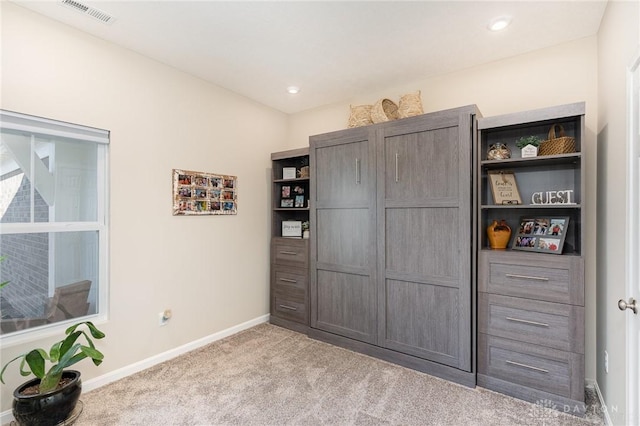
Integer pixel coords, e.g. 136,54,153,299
347,104,373,128
398,90,424,118
371,98,399,123
539,124,576,156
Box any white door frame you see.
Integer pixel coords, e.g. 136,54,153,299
625,51,640,426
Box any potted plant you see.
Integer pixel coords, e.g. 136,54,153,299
515,135,542,158
1,321,105,426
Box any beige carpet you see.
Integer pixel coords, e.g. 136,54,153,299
76,324,604,425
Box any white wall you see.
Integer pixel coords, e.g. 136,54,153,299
0,2,287,411
288,36,599,383
596,1,640,423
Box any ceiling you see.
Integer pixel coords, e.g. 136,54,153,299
12,1,608,114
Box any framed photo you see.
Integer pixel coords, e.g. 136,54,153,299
281,199,294,208
281,185,291,198
282,220,302,238
488,171,522,205
512,216,570,254
173,169,237,216
294,195,305,208
282,167,297,179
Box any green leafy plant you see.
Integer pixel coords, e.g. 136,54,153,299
515,136,542,149
0,321,105,393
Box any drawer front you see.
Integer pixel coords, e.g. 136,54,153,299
272,238,308,268
273,266,308,295
478,333,584,400
479,250,584,305
273,295,307,324
479,293,584,353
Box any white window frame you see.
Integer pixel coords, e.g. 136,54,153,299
0,110,109,347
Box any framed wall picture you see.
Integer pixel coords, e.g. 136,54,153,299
512,216,570,254
488,171,522,205
173,169,237,215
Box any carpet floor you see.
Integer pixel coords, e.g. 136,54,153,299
76,323,605,425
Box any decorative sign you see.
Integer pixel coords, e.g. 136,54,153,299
282,167,297,179
488,171,522,205
173,169,237,215
282,220,302,238
521,144,538,158
512,216,570,255
531,190,575,205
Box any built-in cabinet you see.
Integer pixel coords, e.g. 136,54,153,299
309,106,480,385
270,148,310,333
476,103,586,415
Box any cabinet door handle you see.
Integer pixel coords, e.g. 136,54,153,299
505,273,549,282
505,360,549,374
279,251,298,256
395,152,399,183
355,158,361,184
279,304,298,311
279,278,297,283
505,317,549,328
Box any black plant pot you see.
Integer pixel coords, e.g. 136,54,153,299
12,370,82,426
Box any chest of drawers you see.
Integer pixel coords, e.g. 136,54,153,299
270,238,309,332
477,250,586,415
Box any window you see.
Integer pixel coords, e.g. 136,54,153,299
0,111,109,337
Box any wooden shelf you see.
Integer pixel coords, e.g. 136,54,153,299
481,153,581,169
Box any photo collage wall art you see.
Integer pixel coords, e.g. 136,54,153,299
172,169,237,215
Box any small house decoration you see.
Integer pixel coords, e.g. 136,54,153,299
515,136,542,158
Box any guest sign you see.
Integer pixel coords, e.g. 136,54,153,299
488,171,522,205
531,189,575,205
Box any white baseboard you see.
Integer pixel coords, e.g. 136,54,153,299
1,314,269,425
588,379,614,426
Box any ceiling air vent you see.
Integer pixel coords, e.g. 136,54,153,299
59,0,116,25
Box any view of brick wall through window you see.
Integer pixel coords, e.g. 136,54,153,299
0,172,49,318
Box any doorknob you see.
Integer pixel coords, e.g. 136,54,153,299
618,297,638,314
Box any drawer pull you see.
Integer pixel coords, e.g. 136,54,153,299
505,273,549,282
505,317,550,328
279,278,297,283
279,251,298,256
279,304,298,311
505,360,549,374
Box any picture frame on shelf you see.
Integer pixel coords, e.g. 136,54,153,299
282,167,297,179
294,195,305,208
512,216,570,254
282,220,302,238
488,171,522,205
281,199,294,208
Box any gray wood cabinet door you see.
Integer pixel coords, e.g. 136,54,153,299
376,109,475,371
310,128,378,344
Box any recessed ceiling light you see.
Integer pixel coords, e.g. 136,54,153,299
488,17,511,32
287,86,300,95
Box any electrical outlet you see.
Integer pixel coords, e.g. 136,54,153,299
604,350,609,373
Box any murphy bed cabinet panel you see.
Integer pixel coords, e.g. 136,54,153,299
309,106,479,386
310,127,378,344
476,102,586,416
